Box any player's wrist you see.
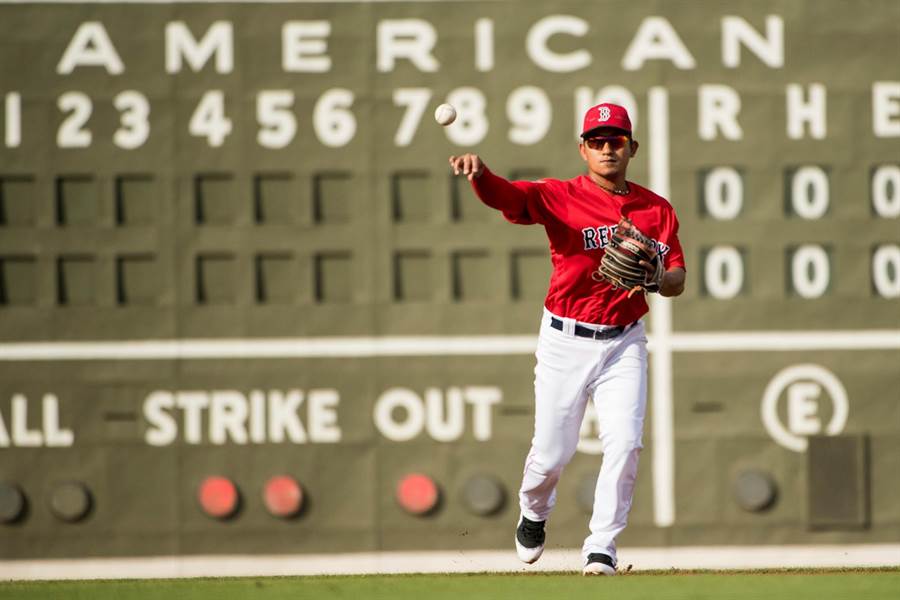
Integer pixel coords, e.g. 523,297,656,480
658,268,686,297
645,259,664,292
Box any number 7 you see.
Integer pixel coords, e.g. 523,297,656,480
393,88,432,147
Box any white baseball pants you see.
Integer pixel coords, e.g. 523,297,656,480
518,309,648,564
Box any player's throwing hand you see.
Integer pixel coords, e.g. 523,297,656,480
449,154,485,181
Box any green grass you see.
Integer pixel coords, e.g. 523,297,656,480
2,569,899,600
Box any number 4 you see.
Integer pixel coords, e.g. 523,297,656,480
190,90,232,147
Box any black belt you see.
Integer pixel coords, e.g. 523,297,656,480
550,317,631,340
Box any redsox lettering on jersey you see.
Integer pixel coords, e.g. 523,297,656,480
581,223,671,257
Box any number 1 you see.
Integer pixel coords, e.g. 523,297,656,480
5,92,21,148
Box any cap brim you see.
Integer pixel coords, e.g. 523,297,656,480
581,126,631,139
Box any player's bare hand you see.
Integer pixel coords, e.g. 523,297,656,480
449,154,485,181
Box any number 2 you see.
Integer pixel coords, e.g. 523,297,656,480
57,91,92,148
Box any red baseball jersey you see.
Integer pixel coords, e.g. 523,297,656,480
471,168,685,326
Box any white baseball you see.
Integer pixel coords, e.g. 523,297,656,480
434,103,457,126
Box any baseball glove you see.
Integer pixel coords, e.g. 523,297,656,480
594,216,664,297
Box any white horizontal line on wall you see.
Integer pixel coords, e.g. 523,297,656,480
0,330,897,360
0,0,483,4
668,330,900,352
2,544,898,580
0,336,538,360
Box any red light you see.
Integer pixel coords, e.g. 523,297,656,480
198,476,239,519
263,475,303,518
396,473,439,515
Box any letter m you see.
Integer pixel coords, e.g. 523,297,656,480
166,21,233,73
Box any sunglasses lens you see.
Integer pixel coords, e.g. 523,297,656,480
587,136,627,150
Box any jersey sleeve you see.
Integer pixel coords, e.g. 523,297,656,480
469,167,552,225
661,209,686,270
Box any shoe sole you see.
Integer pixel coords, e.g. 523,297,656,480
514,536,544,564
582,563,616,576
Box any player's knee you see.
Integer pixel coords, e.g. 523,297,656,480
603,436,643,458
531,446,574,475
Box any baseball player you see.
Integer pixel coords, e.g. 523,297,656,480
449,103,686,575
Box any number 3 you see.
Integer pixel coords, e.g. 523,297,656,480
114,90,150,149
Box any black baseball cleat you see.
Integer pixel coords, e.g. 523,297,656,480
582,552,617,576
514,515,546,564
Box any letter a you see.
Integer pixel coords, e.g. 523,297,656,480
57,22,124,75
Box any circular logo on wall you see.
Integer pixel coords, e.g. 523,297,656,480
760,364,849,452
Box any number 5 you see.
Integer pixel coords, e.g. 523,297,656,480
257,90,297,149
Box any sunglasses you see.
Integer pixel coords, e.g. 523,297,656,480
584,135,630,151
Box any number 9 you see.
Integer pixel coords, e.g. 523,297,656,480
507,86,551,146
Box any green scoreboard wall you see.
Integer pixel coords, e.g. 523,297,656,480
0,0,898,558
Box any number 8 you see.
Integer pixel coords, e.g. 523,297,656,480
445,87,488,147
